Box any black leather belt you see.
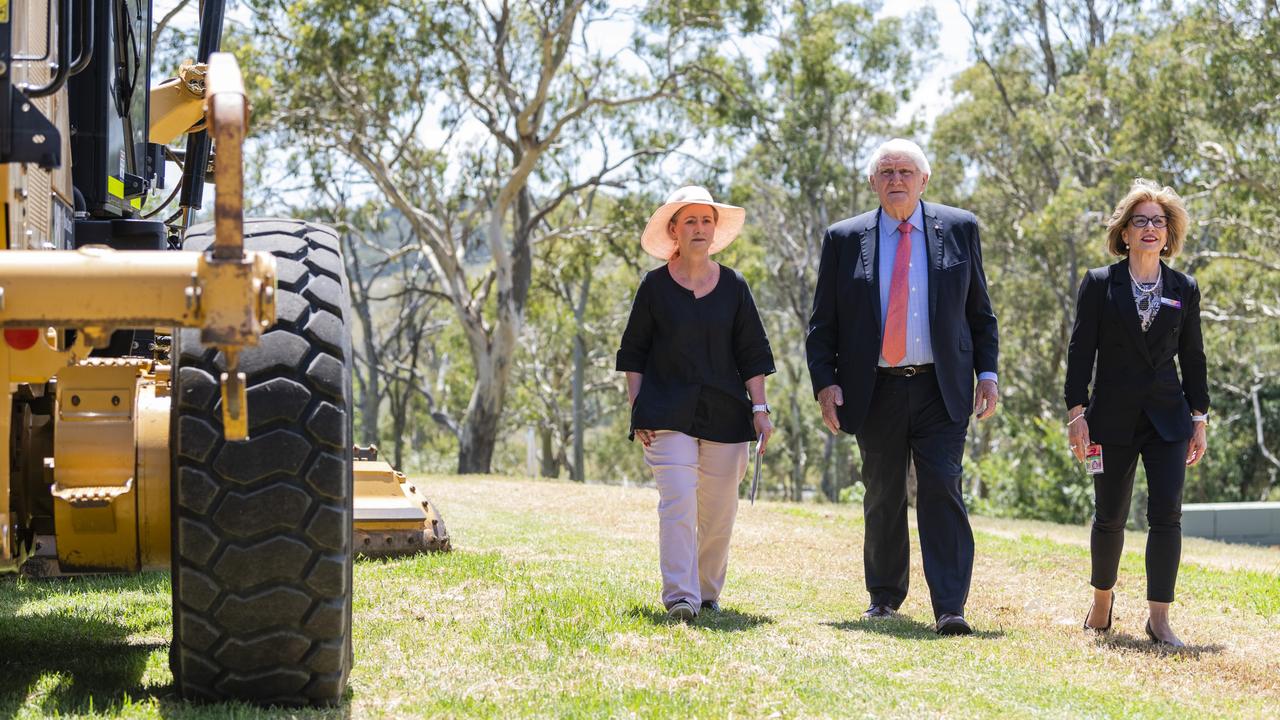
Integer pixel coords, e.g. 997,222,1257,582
877,364,935,377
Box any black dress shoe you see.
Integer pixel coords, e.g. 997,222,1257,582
701,600,721,613
935,613,973,636
1083,590,1115,633
862,603,898,619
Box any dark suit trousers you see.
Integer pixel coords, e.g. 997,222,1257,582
1091,412,1188,603
855,373,974,619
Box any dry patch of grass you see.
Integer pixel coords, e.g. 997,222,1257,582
384,475,1280,719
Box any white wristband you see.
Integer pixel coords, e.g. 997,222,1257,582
1191,414,1208,424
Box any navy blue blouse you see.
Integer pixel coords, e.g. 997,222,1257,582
616,264,775,443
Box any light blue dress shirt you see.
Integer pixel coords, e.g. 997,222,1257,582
876,203,997,384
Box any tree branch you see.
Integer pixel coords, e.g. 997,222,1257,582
1250,383,1280,478
153,0,196,50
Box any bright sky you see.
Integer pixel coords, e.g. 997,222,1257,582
152,0,973,129
151,0,251,39
884,0,973,127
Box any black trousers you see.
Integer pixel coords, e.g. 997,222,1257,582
855,373,974,619
1091,412,1188,603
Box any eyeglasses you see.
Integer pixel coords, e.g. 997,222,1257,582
1129,214,1168,229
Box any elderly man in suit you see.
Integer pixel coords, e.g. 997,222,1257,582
806,138,999,635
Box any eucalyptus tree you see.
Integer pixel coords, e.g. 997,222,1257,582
931,0,1280,518
726,0,933,500
510,194,622,481
245,0,750,472
237,148,452,471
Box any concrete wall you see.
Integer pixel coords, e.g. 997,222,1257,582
1182,502,1280,546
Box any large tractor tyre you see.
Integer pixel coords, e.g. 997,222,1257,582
170,219,354,705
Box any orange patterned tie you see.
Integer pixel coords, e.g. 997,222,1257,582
882,221,912,365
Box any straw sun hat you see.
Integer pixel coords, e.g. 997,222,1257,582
640,186,746,261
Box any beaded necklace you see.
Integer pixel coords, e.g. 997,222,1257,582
1129,266,1162,332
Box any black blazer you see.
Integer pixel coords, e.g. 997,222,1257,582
806,202,999,434
1063,259,1209,445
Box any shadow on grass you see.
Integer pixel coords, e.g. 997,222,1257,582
627,605,774,632
824,616,1006,641
0,573,171,718
0,573,352,719
1097,632,1226,657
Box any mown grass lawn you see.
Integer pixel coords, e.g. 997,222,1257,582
2,475,1278,718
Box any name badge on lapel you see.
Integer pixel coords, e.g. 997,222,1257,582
1159,297,1182,310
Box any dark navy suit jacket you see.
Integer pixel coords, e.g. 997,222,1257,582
806,202,999,434
1063,259,1209,444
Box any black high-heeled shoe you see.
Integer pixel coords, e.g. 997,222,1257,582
1145,620,1185,648
1083,589,1115,633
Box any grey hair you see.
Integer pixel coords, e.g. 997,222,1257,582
865,138,932,179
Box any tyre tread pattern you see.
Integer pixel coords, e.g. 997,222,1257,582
171,218,353,706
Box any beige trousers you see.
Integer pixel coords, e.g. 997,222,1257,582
643,430,749,608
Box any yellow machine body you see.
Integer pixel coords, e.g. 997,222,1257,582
149,63,209,145
0,2,446,706
0,234,278,572
353,449,450,556
0,40,277,570
51,362,146,571
0,47,446,577
24,360,172,573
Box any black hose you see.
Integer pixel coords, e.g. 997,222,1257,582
25,0,73,98
178,0,227,212
68,0,94,76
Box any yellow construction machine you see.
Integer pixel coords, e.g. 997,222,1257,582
0,0,447,706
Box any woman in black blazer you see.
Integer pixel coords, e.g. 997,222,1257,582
1064,179,1209,648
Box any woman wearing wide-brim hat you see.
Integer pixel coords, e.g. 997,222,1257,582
616,185,776,622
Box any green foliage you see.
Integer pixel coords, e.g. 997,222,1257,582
497,193,648,480
967,417,1093,522
719,0,935,500
239,0,1279,515
929,0,1280,519
244,0,770,473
